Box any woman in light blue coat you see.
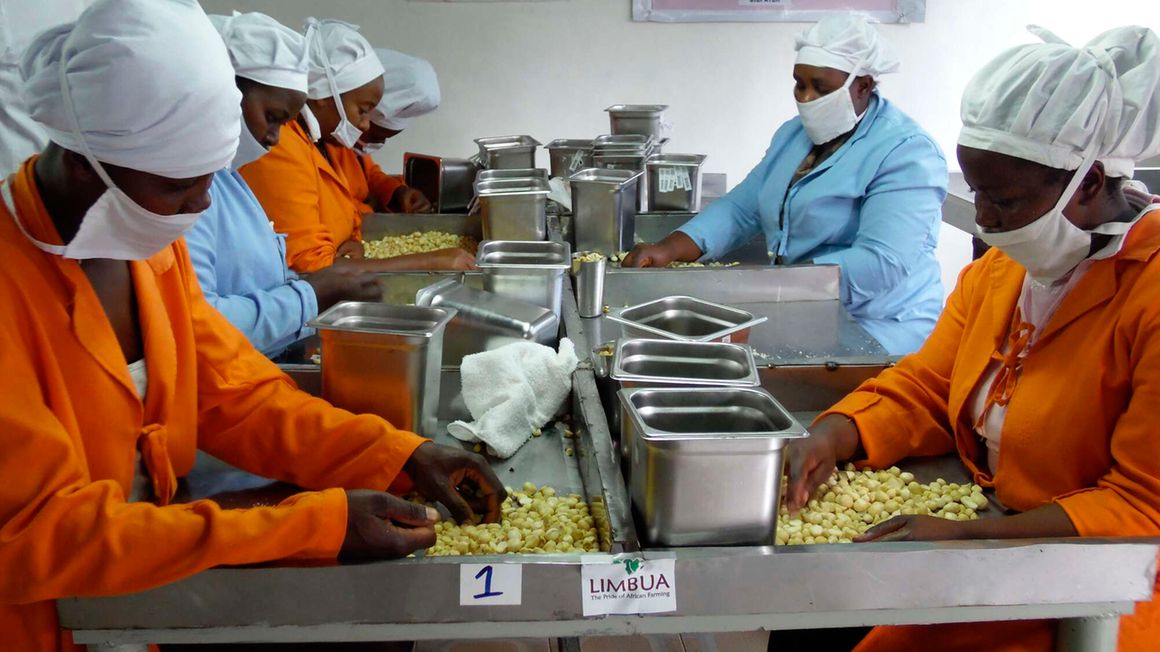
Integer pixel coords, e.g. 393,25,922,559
624,15,947,355
187,12,381,358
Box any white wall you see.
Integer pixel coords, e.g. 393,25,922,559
201,0,1160,295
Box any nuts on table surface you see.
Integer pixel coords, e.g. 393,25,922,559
776,464,989,545
425,482,600,556
364,231,479,259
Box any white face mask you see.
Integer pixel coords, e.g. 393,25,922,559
796,63,866,146
300,105,322,142
975,149,1136,284
1,61,204,261
355,141,383,156
317,36,364,150
231,117,270,170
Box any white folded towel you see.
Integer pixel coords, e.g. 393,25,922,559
447,338,579,459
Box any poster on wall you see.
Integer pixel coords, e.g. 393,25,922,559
632,0,926,23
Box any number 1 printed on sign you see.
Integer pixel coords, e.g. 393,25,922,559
459,563,523,606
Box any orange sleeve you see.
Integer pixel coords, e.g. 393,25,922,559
239,125,337,273
820,258,983,467
362,154,405,211
1055,273,1160,537
0,315,346,604
178,241,428,492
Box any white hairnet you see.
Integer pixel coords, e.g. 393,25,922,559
20,0,240,178
305,19,384,101
958,40,1123,171
210,11,310,93
794,14,900,79
1085,26,1160,177
370,48,440,130
955,25,1155,174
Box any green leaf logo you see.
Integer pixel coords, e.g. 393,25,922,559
616,558,642,575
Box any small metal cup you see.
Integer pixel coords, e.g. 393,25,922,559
576,258,607,318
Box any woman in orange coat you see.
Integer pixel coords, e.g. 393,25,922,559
0,3,502,650
779,26,1160,652
241,20,472,273
334,48,443,215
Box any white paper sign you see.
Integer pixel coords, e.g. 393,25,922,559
569,150,587,173
581,557,676,616
658,167,692,193
460,563,522,606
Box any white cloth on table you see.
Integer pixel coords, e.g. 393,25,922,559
447,339,578,459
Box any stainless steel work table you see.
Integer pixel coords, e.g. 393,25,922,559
59,215,1159,652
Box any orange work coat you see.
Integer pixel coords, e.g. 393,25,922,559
239,120,366,273
0,158,426,652
326,142,406,215
824,209,1160,651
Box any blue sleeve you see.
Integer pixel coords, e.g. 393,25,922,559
813,135,948,305
676,133,782,261
184,204,318,358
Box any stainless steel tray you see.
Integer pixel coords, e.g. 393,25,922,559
607,295,767,344
415,277,558,364
611,338,760,388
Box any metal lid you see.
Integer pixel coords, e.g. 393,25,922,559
475,240,571,270
309,301,456,337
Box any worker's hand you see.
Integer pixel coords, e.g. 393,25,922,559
340,489,439,559
854,514,971,543
784,414,862,512
404,442,507,524
425,247,477,271
391,186,435,214
337,239,366,261
304,265,383,311
621,243,675,268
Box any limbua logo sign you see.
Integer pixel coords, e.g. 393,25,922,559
581,557,677,616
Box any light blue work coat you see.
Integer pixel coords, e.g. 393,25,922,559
185,169,318,358
678,94,948,354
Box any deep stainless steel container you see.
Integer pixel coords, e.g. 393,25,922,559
475,135,541,170
569,168,642,257
546,139,594,178
575,257,607,318
607,295,767,344
605,104,669,139
609,338,761,457
476,240,571,317
309,302,455,436
476,178,550,241
618,386,807,546
646,154,707,212
477,168,550,184
415,277,558,364
403,153,481,213
592,153,650,212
